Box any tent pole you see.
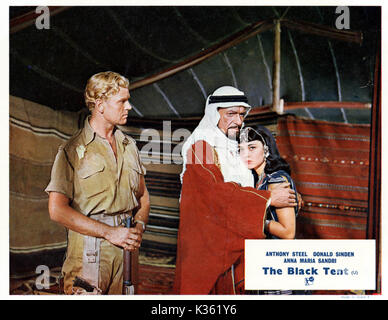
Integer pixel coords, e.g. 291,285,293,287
271,20,283,114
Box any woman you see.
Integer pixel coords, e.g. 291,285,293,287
240,125,306,295
239,125,298,240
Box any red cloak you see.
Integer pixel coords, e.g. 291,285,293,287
173,140,270,294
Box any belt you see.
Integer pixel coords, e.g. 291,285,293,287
90,211,132,227
80,210,132,291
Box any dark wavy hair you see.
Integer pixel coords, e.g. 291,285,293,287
240,125,291,178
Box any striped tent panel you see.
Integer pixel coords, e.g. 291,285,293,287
276,116,370,239
10,96,79,277
10,95,80,137
10,118,72,163
10,193,68,252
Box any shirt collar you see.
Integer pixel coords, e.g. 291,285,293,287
83,116,131,147
83,116,95,146
115,127,130,147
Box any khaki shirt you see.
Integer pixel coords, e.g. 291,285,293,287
45,116,146,216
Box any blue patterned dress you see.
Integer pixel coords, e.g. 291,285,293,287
257,169,300,295
257,169,299,239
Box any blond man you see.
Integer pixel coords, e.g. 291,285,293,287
46,71,150,294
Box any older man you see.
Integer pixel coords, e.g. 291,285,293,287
45,71,150,294
174,86,296,294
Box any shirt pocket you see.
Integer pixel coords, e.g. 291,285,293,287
122,147,144,195
77,161,107,198
126,162,141,194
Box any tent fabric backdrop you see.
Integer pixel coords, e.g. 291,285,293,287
9,95,82,277
276,115,370,239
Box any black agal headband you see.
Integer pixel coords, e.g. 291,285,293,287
209,95,249,104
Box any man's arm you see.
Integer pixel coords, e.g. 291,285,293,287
133,175,150,235
183,140,271,239
48,192,141,251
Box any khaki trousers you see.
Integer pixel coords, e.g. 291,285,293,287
62,230,138,295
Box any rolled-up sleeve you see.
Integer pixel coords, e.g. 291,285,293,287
134,145,147,176
45,146,74,200
138,155,147,176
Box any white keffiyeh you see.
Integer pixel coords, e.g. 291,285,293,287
181,86,254,187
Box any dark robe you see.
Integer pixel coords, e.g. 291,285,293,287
173,140,270,294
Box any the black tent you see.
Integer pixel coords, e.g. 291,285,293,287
9,6,381,295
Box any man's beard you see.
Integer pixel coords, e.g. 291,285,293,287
226,127,240,141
